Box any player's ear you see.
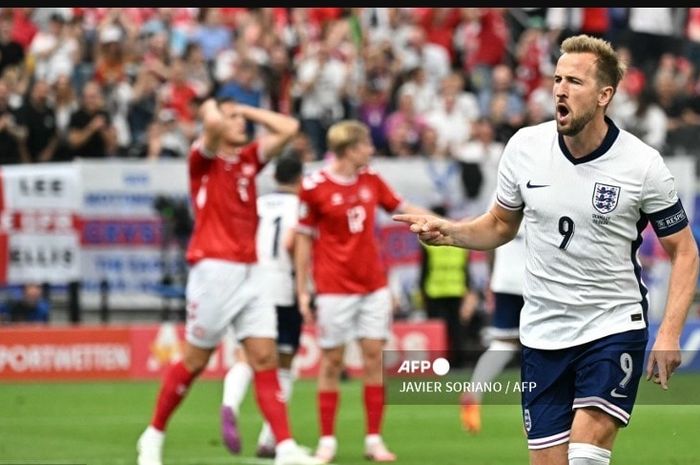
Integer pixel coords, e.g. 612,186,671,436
598,85,614,108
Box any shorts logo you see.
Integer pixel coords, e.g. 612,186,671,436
523,408,532,432
592,182,621,214
610,388,628,398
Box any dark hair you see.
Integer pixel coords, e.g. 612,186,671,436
274,155,303,185
215,96,237,108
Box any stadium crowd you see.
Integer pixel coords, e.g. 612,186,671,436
1,7,700,168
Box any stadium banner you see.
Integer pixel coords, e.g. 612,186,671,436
0,163,82,284
0,320,446,381
77,159,188,310
0,156,696,315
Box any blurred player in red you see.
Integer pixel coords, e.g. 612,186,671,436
137,97,323,465
295,120,431,463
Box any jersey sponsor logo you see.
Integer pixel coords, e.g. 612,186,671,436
526,180,550,189
610,388,628,398
523,408,532,432
592,182,621,214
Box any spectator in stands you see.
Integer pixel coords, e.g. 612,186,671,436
395,26,450,92
28,13,65,82
628,8,684,77
67,80,117,159
384,90,427,157
94,24,126,88
217,58,263,138
358,80,390,155
295,40,350,158
477,63,525,127
0,15,25,76
0,79,28,164
128,67,160,158
0,283,50,324
182,42,212,99
395,66,435,115
146,108,189,160
160,58,198,125
192,8,232,64
616,87,669,152
16,79,59,163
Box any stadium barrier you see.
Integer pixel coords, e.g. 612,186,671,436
0,320,447,381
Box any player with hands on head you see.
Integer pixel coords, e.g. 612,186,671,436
137,96,324,465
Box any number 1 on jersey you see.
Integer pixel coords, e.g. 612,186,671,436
558,216,575,249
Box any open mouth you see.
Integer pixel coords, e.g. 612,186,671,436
556,104,570,123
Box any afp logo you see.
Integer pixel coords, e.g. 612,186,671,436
396,357,450,376
592,182,620,214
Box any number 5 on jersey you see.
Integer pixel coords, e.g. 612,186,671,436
347,205,366,233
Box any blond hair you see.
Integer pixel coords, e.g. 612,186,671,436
560,34,626,91
326,120,369,156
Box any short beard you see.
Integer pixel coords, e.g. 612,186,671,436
557,107,596,136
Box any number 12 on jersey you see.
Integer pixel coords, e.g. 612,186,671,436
347,205,366,233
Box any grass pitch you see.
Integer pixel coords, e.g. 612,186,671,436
1,371,699,465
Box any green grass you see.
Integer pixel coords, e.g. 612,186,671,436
0,372,699,465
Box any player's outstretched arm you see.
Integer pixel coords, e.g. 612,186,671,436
238,105,300,161
393,204,522,250
646,226,699,389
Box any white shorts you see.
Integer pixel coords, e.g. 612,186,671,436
315,287,393,349
185,259,276,349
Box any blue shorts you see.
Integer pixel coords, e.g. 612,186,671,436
488,293,522,339
276,304,302,355
521,328,648,450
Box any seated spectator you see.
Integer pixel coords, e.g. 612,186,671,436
67,80,117,159
0,283,50,324
477,63,525,128
384,90,427,156
16,79,59,162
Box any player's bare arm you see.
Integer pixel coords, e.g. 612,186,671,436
293,231,314,324
237,105,300,161
199,98,225,155
646,225,700,389
393,203,523,250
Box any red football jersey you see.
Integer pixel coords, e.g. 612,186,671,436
297,167,403,294
186,140,265,264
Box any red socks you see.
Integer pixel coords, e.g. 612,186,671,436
364,384,385,435
318,390,340,436
254,368,291,443
151,361,196,431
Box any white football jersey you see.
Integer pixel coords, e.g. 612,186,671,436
490,225,526,296
256,192,299,306
496,118,688,350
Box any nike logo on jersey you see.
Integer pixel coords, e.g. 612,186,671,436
526,181,550,189
610,388,627,398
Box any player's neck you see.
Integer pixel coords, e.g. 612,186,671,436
328,158,359,179
218,141,242,159
276,184,297,194
562,115,609,159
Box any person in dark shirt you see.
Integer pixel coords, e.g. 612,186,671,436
67,80,117,159
0,79,28,165
0,283,50,324
0,16,24,76
17,79,59,162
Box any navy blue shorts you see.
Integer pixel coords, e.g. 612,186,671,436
489,293,523,339
276,304,302,355
521,328,648,450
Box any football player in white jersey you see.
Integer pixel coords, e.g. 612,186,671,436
395,34,699,465
220,155,305,459
460,225,525,434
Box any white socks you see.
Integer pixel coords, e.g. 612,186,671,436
222,361,253,415
470,339,518,403
568,443,611,465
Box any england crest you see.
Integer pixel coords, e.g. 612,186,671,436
592,182,620,214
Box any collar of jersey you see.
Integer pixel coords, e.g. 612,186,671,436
323,167,358,185
558,115,620,165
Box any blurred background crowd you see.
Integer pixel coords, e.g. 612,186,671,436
1,7,700,168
